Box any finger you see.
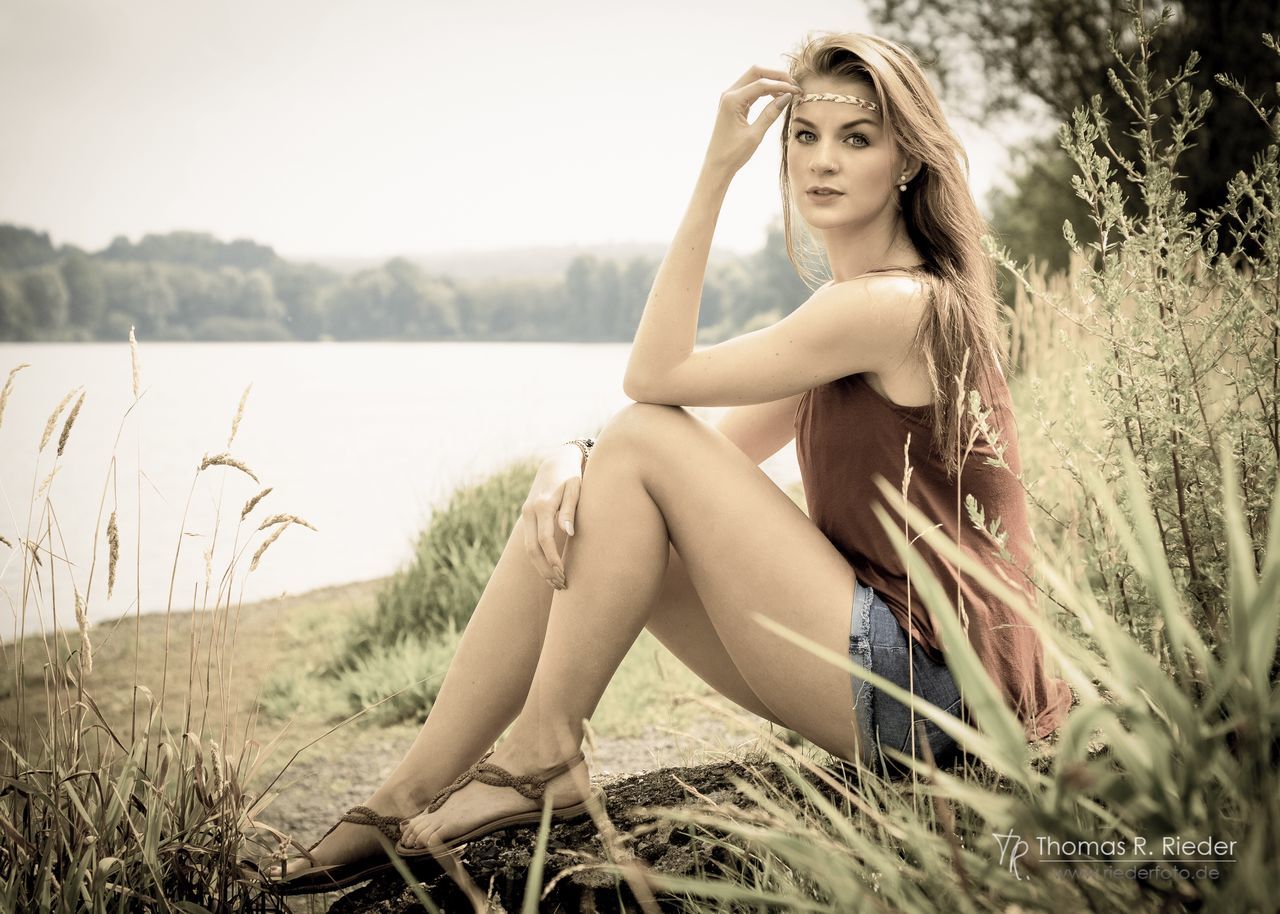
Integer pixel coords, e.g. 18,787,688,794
751,89,796,133
521,508,558,586
559,477,581,536
725,77,801,109
536,509,566,586
729,64,801,92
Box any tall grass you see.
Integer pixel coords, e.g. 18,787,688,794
0,345,307,911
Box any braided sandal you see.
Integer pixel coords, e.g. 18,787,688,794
257,804,407,895
394,749,605,859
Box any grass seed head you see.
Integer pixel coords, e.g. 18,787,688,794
257,513,317,532
41,388,77,452
198,452,260,483
56,390,86,457
129,326,141,399
74,590,92,674
250,523,288,571
228,383,251,448
240,486,273,520
107,510,119,598
36,466,60,499
0,362,31,432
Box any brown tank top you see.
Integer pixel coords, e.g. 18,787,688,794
793,360,1073,741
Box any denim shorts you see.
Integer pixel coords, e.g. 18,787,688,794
848,578,966,776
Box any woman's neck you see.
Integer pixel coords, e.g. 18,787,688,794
820,213,921,282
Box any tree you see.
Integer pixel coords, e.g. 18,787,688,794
270,261,336,340
986,135,1087,275
19,265,70,335
101,262,176,338
0,275,36,341
236,269,286,323
868,0,1280,269
0,225,59,271
620,256,658,338
564,255,598,340
60,252,107,334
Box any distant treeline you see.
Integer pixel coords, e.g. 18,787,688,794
0,224,812,344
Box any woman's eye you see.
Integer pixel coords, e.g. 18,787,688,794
789,130,868,147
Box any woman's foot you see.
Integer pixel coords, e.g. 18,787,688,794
397,742,592,851
261,783,420,880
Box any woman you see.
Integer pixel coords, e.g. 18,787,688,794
257,30,1073,894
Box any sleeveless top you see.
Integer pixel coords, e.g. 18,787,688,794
792,272,1073,740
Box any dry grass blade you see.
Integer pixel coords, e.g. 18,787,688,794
256,513,317,532
41,388,77,452
227,383,251,447
107,510,119,599
198,452,260,483
24,539,42,567
240,487,273,520
56,390,86,457
0,533,12,549
0,361,31,431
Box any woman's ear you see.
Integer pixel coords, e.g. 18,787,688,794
897,155,922,183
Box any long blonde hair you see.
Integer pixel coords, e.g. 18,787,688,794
780,31,1006,479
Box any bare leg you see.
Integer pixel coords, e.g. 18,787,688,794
399,434,683,849
264,517,562,876
268,467,781,876
400,403,860,851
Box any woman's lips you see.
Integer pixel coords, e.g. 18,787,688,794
806,189,844,201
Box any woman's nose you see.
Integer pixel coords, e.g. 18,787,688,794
810,145,837,173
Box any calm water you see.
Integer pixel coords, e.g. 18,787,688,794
0,342,801,638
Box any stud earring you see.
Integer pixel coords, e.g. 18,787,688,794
898,173,908,192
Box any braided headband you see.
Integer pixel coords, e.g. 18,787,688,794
794,93,879,113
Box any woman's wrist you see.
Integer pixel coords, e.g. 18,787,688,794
696,158,736,197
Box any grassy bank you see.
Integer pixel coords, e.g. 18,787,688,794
0,570,782,788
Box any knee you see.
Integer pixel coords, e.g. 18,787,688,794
596,402,690,454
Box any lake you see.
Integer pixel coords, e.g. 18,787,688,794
0,342,801,638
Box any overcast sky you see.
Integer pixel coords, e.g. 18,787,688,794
1,0,1041,261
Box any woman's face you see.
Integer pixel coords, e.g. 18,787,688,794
786,76,900,231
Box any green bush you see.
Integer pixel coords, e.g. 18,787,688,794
331,627,462,726
995,16,1279,663
336,458,539,666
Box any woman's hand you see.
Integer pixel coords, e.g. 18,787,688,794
703,65,802,175
521,445,584,590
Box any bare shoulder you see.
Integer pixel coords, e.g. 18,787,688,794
819,271,931,338
829,270,930,304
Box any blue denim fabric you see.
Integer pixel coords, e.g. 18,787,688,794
848,579,965,776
